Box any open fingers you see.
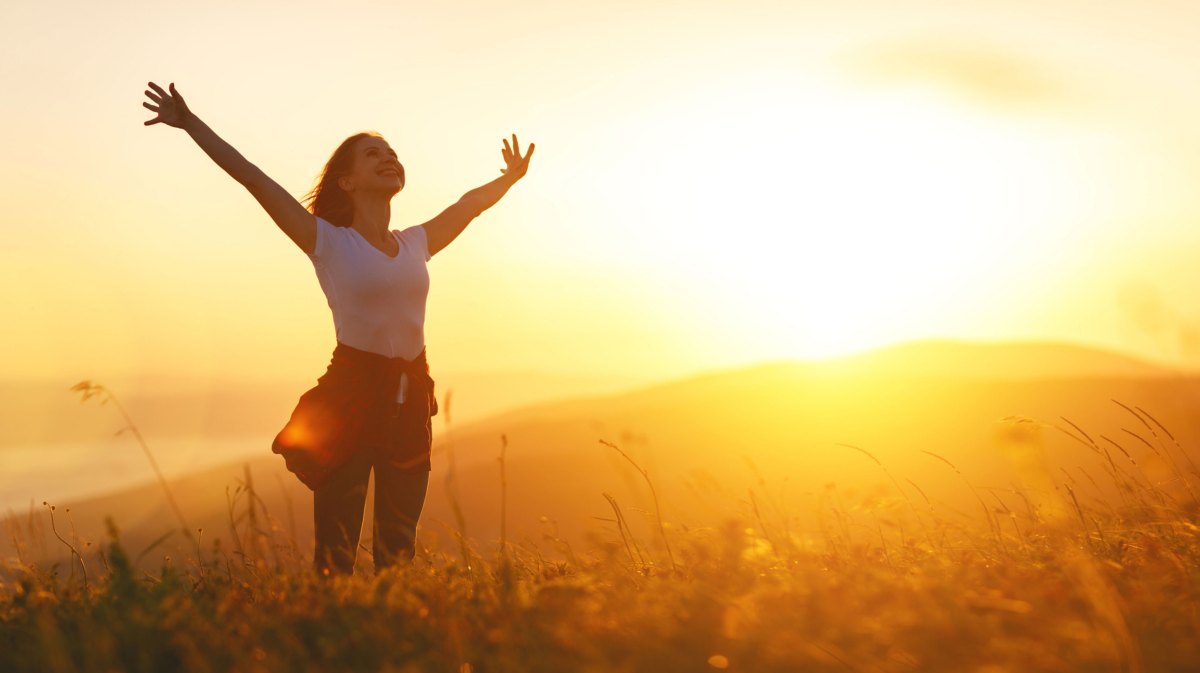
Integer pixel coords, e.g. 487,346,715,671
501,136,534,173
168,82,186,106
142,101,160,113
144,89,162,104
148,81,168,98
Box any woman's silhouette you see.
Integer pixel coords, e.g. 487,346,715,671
142,81,533,576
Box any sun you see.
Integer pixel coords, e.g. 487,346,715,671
620,75,1095,362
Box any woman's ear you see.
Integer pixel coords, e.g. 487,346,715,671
338,176,353,192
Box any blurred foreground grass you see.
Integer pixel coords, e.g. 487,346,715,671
3,417,1200,673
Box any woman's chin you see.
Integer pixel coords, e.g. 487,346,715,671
372,183,403,197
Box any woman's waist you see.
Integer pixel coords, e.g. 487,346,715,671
330,340,428,375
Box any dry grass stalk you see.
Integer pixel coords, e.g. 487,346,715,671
599,439,677,573
70,381,193,540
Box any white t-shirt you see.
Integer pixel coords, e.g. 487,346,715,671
308,216,431,401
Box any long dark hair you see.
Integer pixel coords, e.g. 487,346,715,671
303,131,384,228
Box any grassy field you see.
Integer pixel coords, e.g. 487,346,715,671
3,413,1199,672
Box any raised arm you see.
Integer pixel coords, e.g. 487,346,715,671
142,82,316,254
421,134,534,256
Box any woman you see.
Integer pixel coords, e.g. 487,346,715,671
141,81,534,576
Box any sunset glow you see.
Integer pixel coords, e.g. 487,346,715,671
5,5,1200,669
2,0,1200,384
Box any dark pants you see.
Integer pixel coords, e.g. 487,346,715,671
313,392,432,577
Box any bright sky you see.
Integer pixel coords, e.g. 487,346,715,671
4,0,1200,386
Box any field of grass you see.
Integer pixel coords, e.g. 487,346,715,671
3,408,1199,673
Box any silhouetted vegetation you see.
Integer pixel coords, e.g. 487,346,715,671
3,410,1198,673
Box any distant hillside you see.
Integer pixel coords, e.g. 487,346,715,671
483,339,1180,430
0,340,1171,449
8,340,1200,572
815,340,1176,380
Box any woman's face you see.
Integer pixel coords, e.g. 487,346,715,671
341,136,405,196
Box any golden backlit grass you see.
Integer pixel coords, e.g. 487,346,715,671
2,413,1199,672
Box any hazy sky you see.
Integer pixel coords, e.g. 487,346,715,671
4,0,1200,386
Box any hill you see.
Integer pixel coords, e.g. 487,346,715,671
813,339,1176,379
7,340,1198,572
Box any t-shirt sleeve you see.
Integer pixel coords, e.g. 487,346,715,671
308,216,336,265
399,225,432,262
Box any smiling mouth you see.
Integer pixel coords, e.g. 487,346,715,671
379,169,401,177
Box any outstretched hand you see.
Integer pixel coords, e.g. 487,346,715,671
500,134,535,181
143,82,193,128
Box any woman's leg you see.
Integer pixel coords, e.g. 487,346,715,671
372,396,433,570
372,466,430,568
312,446,374,577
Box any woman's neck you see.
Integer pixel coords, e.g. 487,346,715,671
350,196,392,240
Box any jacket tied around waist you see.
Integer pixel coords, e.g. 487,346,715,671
272,342,438,490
